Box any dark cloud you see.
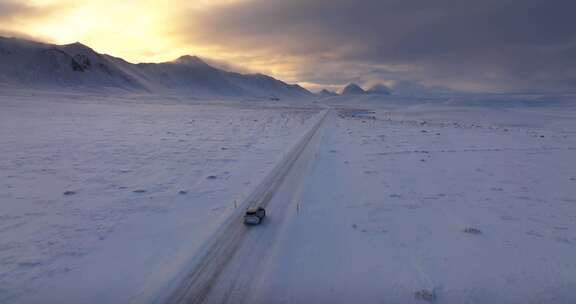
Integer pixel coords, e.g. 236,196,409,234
182,0,576,92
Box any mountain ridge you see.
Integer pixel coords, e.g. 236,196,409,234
0,36,312,100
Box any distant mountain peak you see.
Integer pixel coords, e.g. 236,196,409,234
61,41,94,52
174,55,211,67
367,83,392,95
65,41,88,48
318,89,338,97
341,83,366,95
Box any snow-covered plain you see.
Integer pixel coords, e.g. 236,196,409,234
0,94,321,303
1,92,576,303
247,102,576,303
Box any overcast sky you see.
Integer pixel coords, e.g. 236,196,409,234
1,0,575,92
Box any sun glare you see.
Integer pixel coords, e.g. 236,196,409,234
1,0,303,84
7,0,219,63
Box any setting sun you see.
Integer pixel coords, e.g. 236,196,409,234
2,0,198,62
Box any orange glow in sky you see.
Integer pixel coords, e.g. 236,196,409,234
0,0,248,63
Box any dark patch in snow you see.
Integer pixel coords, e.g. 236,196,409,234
415,289,436,302
526,230,543,237
553,237,573,245
17,261,43,268
463,227,482,235
501,215,520,221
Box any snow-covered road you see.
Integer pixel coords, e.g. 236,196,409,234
164,109,329,304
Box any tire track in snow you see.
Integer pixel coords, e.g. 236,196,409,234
159,109,330,304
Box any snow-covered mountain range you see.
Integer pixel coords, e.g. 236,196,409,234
0,36,313,99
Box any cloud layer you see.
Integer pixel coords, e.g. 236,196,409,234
1,0,575,92
181,0,576,92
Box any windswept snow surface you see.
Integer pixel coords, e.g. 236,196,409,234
0,94,321,303
236,102,576,303
1,92,576,304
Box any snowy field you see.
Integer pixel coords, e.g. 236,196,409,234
246,102,576,303
1,93,576,303
0,95,321,303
